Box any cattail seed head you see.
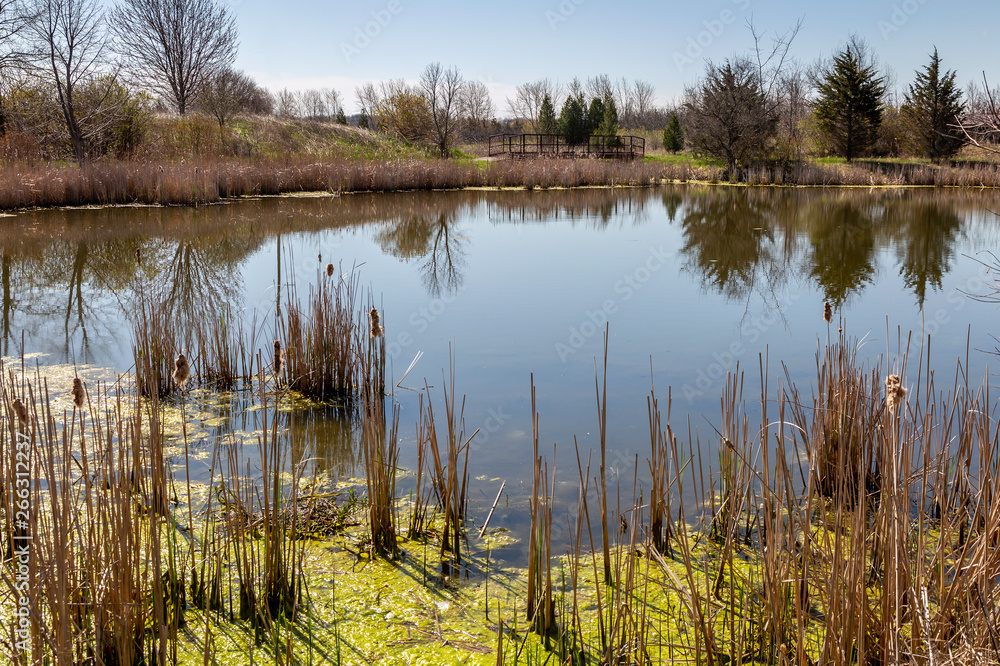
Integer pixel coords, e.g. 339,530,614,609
369,307,383,338
71,377,85,408
273,340,284,377
12,398,28,425
325,263,335,277
317,252,322,262
172,353,191,388
135,248,142,265
823,300,832,324
885,375,907,413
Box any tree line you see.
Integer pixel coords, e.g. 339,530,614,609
1,0,998,165
680,28,1000,169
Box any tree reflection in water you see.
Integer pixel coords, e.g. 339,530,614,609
0,187,997,362
679,190,784,302
806,199,879,306
889,201,962,307
374,206,468,298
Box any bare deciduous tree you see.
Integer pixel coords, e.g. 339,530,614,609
322,88,342,119
273,87,298,118
960,75,1000,154
109,0,237,114
30,0,117,161
506,78,559,132
420,61,463,157
299,88,325,120
197,68,257,127
0,0,35,133
459,79,494,142
355,81,379,120
632,79,656,128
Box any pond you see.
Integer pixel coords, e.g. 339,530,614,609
3,185,1000,562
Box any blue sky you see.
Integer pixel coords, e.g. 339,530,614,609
232,0,999,113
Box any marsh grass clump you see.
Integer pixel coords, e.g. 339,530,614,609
279,264,363,401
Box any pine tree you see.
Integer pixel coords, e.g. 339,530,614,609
358,109,370,129
586,97,605,136
538,94,558,134
336,107,348,125
815,44,886,161
663,113,684,153
597,94,619,136
597,94,620,148
902,48,965,162
559,95,588,145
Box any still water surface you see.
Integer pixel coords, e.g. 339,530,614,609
3,186,999,554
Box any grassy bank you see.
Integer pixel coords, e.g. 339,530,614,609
3,256,1000,664
5,155,1000,212
4,154,1000,212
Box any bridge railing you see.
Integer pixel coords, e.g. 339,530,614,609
488,134,644,160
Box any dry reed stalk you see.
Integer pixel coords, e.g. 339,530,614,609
361,394,400,558
646,385,675,555
420,351,476,564
195,304,255,390
526,374,555,636
407,393,432,539
595,324,612,585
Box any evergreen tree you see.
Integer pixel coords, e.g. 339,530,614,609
538,94,558,134
586,96,605,136
597,94,620,148
336,107,348,125
597,94,619,136
815,43,886,161
902,48,965,162
663,113,684,153
559,95,588,145
358,109,370,129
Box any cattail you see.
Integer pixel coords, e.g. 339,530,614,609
172,353,191,388
325,263,335,277
370,307,383,338
823,300,832,324
885,375,907,413
71,377,85,408
12,398,28,425
273,339,284,377
317,252,322,262
135,248,142,265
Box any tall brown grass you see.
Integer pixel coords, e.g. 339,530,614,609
11,289,1000,665
3,156,1000,212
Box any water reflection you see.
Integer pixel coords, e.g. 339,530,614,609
2,186,998,361
374,209,468,297
890,201,963,307
680,189,785,302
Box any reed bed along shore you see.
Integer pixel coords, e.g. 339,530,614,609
4,156,1000,211
4,261,1000,665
